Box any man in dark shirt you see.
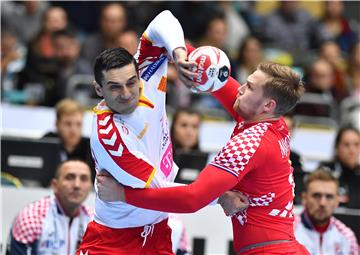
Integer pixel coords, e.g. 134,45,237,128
43,99,94,182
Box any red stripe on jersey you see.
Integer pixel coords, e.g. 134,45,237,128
97,112,153,183
137,35,166,68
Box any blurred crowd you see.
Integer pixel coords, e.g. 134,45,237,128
1,1,360,254
1,1,359,124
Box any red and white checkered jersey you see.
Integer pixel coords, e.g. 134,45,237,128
91,10,185,228
211,117,296,251
11,196,92,254
294,212,359,255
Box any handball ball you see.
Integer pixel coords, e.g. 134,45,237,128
188,46,231,92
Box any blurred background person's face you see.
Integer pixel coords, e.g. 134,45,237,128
44,7,68,33
56,112,83,151
53,35,80,66
336,130,360,169
118,30,139,56
310,59,334,91
101,4,126,40
173,112,201,151
302,180,339,225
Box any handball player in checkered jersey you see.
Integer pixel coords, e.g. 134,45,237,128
97,60,313,254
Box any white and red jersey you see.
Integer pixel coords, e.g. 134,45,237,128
91,10,185,228
294,212,359,255
10,196,92,255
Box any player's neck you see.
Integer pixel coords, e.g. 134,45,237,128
245,115,280,124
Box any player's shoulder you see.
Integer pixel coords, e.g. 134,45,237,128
12,196,52,244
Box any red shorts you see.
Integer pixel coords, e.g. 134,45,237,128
77,218,174,255
241,240,310,255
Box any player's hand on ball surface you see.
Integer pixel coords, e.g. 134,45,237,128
218,190,249,216
173,47,198,88
96,170,125,202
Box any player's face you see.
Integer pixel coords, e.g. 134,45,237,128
233,70,269,121
56,112,83,150
173,112,201,151
95,63,140,114
302,180,339,225
52,161,92,211
336,130,360,169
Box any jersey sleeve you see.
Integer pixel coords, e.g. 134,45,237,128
212,77,242,121
124,164,238,213
136,10,185,69
11,198,50,245
92,112,155,188
210,123,270,180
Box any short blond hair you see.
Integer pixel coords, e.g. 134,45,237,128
55,99,84,121
258,62,305,115
304,168,339,193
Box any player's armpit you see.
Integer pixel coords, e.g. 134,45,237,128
124,165,238,213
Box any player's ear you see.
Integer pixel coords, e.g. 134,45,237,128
264,98,277,114
93,81,104,97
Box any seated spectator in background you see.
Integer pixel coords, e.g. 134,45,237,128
117,29,139,56
1,1,48,44
262,1,325,52
235,36,263,84
170,108,202,159
219,2,250,61
319,126,360,208
52,29,92,101
81,2,127,65
295,58,337,117
347,41,360,99
17,6,69,106
1,30,27,102
294,169,359,255
319,0,358,53
7,160,93,255
320,41,349,103
43,99,94,180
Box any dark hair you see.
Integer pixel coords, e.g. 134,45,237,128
94,47,139,86
258,62,305,115
334,126,360,148
52,28,77,40
54,159,91,179
170,108,202,152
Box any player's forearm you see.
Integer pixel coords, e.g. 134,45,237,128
125,165,238,213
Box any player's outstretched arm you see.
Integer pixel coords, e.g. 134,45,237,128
97,165,239,213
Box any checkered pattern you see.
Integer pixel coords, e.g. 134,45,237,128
249,192,276,207
211,123,270,177
12,196,51,244
235,210,248,226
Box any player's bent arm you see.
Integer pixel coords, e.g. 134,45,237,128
124,165,238,213
145,10,185,59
